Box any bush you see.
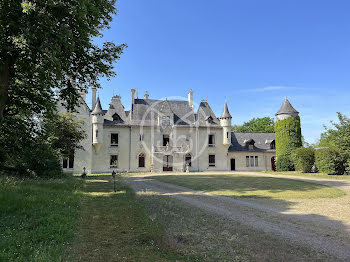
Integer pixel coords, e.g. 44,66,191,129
276,155,295,171
315,148,346,175
291,147,315,173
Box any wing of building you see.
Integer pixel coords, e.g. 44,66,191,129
57,88,278,173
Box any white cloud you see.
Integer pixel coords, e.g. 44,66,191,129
248,86,293,92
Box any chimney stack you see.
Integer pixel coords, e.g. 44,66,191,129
92,87,97,109
144,91,149,99
131,89,136,104
188,89,193,108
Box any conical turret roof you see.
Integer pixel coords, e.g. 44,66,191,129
276,98,298,115
220,100,232,119
92,97,103,115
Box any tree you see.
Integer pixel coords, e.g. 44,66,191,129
0,112,86,177
0,0,126,121
232,117,275,133
316,113,350,158
43,113,86,157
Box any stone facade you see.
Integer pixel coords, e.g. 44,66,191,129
58,88,279,174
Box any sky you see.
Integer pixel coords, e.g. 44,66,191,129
88,0,350,144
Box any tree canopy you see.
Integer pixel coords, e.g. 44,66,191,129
232,117,275,133
315,112,350,158
0,0,126,120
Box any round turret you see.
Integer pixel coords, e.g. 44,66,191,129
220,100,232,145
275,97,299,121
92,97,104,146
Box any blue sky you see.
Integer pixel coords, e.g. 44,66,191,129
89,0,350,144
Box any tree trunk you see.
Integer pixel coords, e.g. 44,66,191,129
0,55,11,121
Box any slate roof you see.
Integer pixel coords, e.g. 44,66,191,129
220,100,232,119
229,132,276,152
276,98,299,115
196,100,220,126
131,98,195,126
91,97,103,115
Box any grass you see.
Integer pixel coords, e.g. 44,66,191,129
140,193,333,262
263,170,350,180
0,175,82,262
67,175,199,261
0,174,199,261
147,174,345,199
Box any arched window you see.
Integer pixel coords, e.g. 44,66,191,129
185,153,192,167
138,153,145,168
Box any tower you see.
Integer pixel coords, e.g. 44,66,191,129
275,97,302,158
220,99,232,145
92,97,104,151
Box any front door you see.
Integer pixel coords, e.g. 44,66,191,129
271,156,276,171
163,155,173,171
230,158,235,171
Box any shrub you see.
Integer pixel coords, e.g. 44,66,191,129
315,148,346,175
291,147,315,173
275,116,302,158
276,155,295,171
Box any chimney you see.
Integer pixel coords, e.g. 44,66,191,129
188,89,193,108
131,89,136,104
144,91,149,99
92,87,97,109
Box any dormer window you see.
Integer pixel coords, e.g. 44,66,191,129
245,138,255,150
112,113,123,123
270,140,276,149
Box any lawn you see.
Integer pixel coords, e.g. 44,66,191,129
0,175,82,261
263,171,350,180
66,175,199,261
147,174,345,199
0,175,199,261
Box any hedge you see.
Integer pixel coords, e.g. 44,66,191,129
291,147,315,173
315,148,346,175
276,154,295,171
275,116,302,158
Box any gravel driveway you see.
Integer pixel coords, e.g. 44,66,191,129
124,173,350,261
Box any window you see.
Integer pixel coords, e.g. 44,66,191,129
138,153,145,168
185,153,192,167
96,130,98,138
112,113,123,122
270,140,276,149
208,135,215,147
111,133,118,146
162,116,171,126
246,156,259,167
140,134,143,141
163,135,170,146
227,132,229,138
249,144,254,150
63,154,74,169
209,155,215,166
110,155,118,168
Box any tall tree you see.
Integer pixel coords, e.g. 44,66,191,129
0,0,126,120
232,117,275,133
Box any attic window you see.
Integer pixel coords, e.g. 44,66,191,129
270,140,276,149
245,139,255,150
112,113,122,122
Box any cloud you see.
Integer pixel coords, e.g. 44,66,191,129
247,86,293,92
